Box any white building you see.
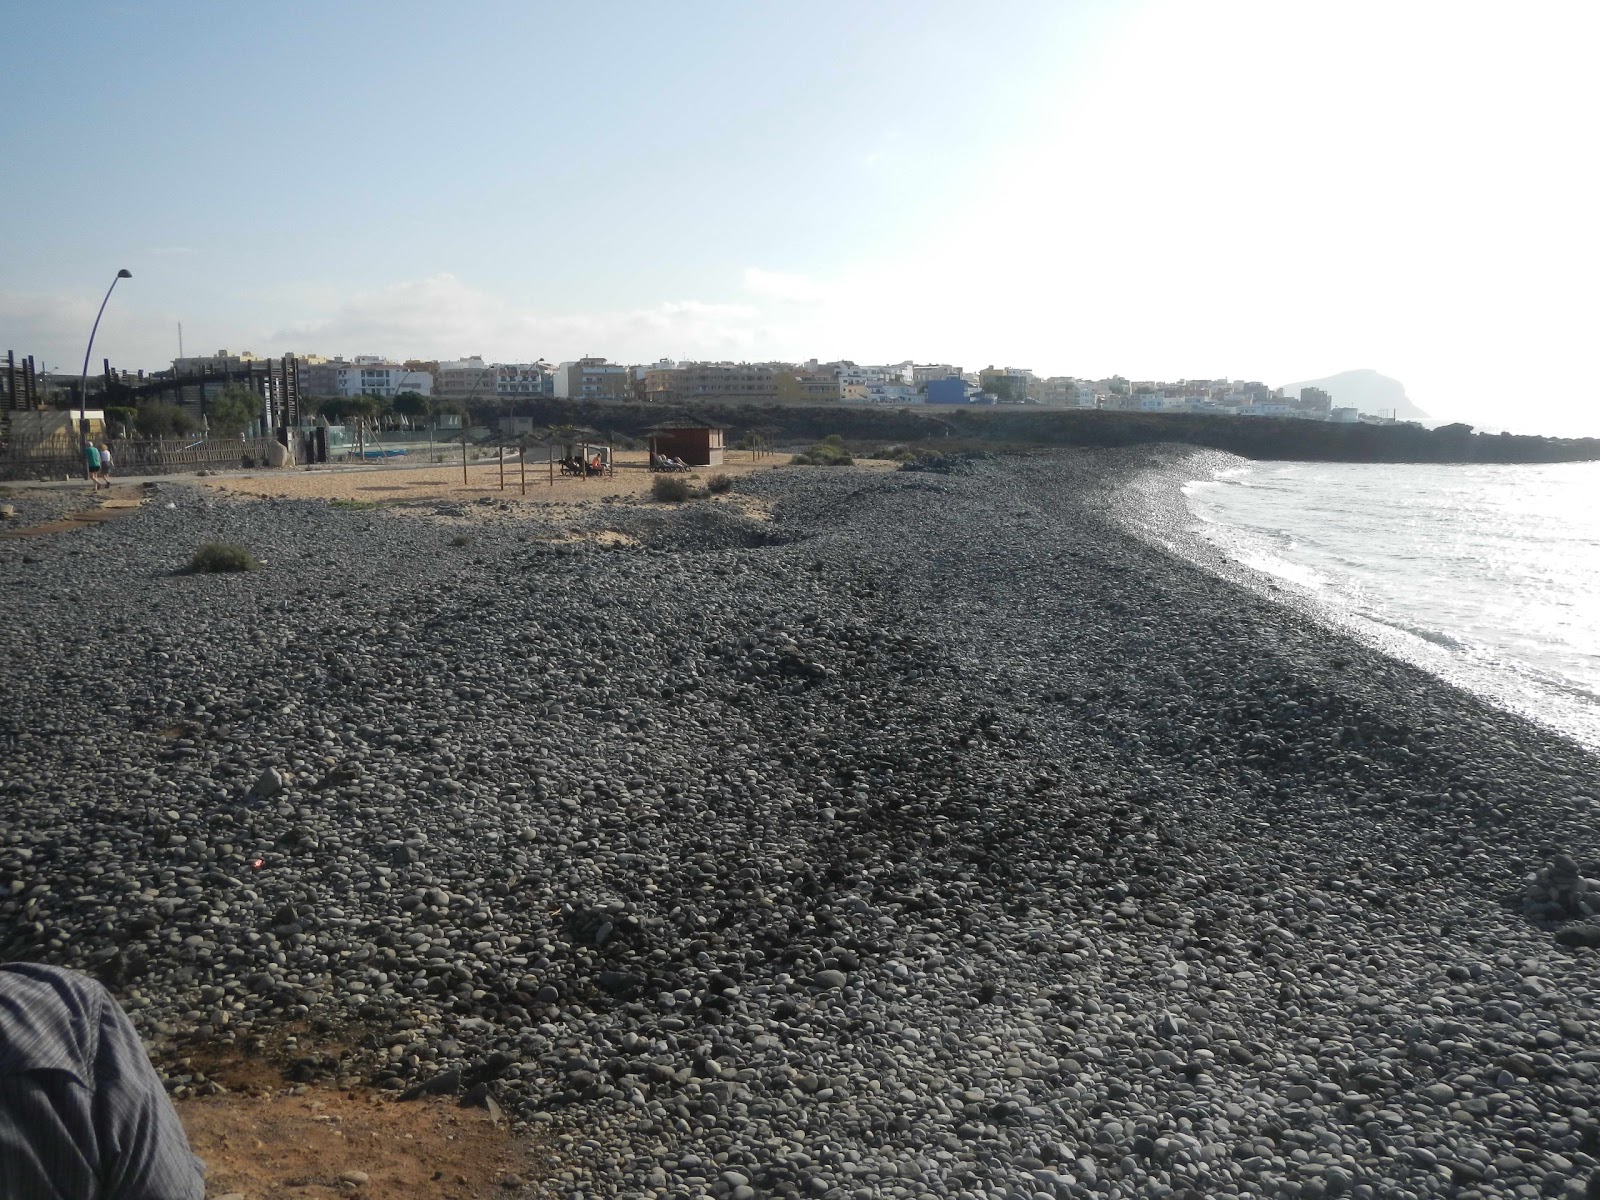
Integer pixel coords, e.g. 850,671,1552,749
860,382,919,404
302,357,432,398
496,362,553,396
347,360,431,398
837,363,910,399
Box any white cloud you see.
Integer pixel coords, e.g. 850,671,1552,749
267,274,773,364
0,289,175,377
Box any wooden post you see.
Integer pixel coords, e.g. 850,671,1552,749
520,447,526,496
461,435,467,486
549,445,554,487
499,444,505,490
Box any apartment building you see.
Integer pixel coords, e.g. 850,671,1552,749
837,363,909,398
299,357,433,398
497,363,554,397
978,366,1035,402
1035,377,1076,405
172,349,265,376
553,357,631,401
434,357,498,405
631,360,676,401
1298,386,1333,414
645,362,776,405
911,363,963,386
772,364,840,402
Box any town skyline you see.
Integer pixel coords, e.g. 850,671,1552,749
4,1,1596,437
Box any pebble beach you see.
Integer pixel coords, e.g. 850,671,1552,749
4,448,1600,1200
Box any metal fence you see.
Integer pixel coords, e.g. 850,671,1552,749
0,436,278,481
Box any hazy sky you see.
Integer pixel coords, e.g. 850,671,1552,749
3,0,1596,435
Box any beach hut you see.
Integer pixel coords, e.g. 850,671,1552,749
646,417,724,467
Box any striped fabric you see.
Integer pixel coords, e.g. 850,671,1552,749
0,963,205,1199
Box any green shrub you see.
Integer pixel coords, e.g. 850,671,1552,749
869,444,919,462
449,533,473,547
652,475,695,502
190,543,258,573
705,473,734,494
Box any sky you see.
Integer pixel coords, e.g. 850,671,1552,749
3,0,1597,436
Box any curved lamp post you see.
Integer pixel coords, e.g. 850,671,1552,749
79,268,132,478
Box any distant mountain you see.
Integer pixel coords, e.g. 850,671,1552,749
1278,369,1429,420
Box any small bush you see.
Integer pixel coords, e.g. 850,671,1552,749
330,497,378,510
190,543,258,573
869,444,919,463
792,440,854,467
705,473,734,494
449,534,473,547
652,475,695,503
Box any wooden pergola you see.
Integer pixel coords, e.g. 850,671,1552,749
552,427,614,480
484,426,614,492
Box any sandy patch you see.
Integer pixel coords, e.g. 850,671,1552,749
199,452,785,508
194,451,817,541
170,1041,558,1200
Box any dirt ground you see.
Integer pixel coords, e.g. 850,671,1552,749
197,449,791,507
172,1046,559,1200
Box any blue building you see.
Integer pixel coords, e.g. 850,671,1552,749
924,377,970,405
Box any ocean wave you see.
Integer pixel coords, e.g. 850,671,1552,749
1176,460,1600,751
1357,613,1468,651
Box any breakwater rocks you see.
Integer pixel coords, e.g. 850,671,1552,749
4,451,1600,1199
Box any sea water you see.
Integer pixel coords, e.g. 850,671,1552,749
1182,460,1600,751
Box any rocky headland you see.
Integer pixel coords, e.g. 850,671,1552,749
3,449,1599,1200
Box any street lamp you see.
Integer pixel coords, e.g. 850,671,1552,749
79,268,132,478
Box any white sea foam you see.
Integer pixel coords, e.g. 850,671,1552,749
1183,460,1600,751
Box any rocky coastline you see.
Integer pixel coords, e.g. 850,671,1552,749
3,449,1599,1199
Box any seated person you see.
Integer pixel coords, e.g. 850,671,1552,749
1,962,207,1198
588,454,604,474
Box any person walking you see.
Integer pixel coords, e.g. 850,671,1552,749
0,962,207,1198
97,441,115,489
84,440,103,490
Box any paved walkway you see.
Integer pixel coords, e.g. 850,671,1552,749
0,485,149,538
